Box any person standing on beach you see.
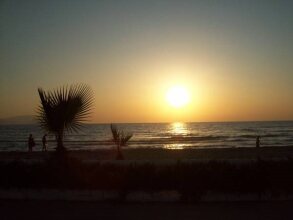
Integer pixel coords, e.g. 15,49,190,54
256,136,261,161
28,134,35,152
42,134,47,151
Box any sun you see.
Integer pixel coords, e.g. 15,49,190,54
166,86,190,108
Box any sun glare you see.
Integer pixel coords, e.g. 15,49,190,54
166,86,190,108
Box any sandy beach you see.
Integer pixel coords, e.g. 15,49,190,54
1,146,293,163
1,146,293,219
0,146,293,202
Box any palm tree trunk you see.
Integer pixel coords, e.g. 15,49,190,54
56,131,65,153
116,143,124,160
53,131,68,163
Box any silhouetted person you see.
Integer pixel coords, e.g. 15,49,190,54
255,136,262,160
42,134,47,151
256,136,261,148
28,134,35,152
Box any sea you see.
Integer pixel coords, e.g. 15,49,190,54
0,121,293,151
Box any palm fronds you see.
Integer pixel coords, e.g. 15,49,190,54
36,84,93,150
110,124,133,147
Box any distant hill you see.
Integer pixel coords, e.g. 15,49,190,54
0,115,36,125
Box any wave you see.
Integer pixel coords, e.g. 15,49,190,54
0,132,291,144
1,121,293,151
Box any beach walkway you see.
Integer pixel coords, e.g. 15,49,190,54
1,200,293,220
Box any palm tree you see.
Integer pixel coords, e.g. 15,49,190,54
110,124,133,160
37,84,93,152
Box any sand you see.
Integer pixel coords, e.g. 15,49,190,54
0,146,293,163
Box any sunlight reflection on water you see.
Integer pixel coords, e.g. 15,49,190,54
170,122,188,136
1,121,292,151
164,122,188,149
164,143,185,150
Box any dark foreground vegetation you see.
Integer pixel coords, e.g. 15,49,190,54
1,155,293,201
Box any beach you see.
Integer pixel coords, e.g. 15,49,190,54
1,146,293,163
1,144,293,219
2,0,293,218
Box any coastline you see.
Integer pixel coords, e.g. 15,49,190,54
0,145,293,162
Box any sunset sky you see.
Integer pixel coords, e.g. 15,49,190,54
1,0,293,123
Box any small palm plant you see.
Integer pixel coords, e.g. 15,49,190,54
37,84,93,153
110,124,133,160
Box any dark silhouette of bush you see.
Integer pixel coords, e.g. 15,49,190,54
1,159,293,201
110,124,133,160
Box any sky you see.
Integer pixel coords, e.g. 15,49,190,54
0,0,293,123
